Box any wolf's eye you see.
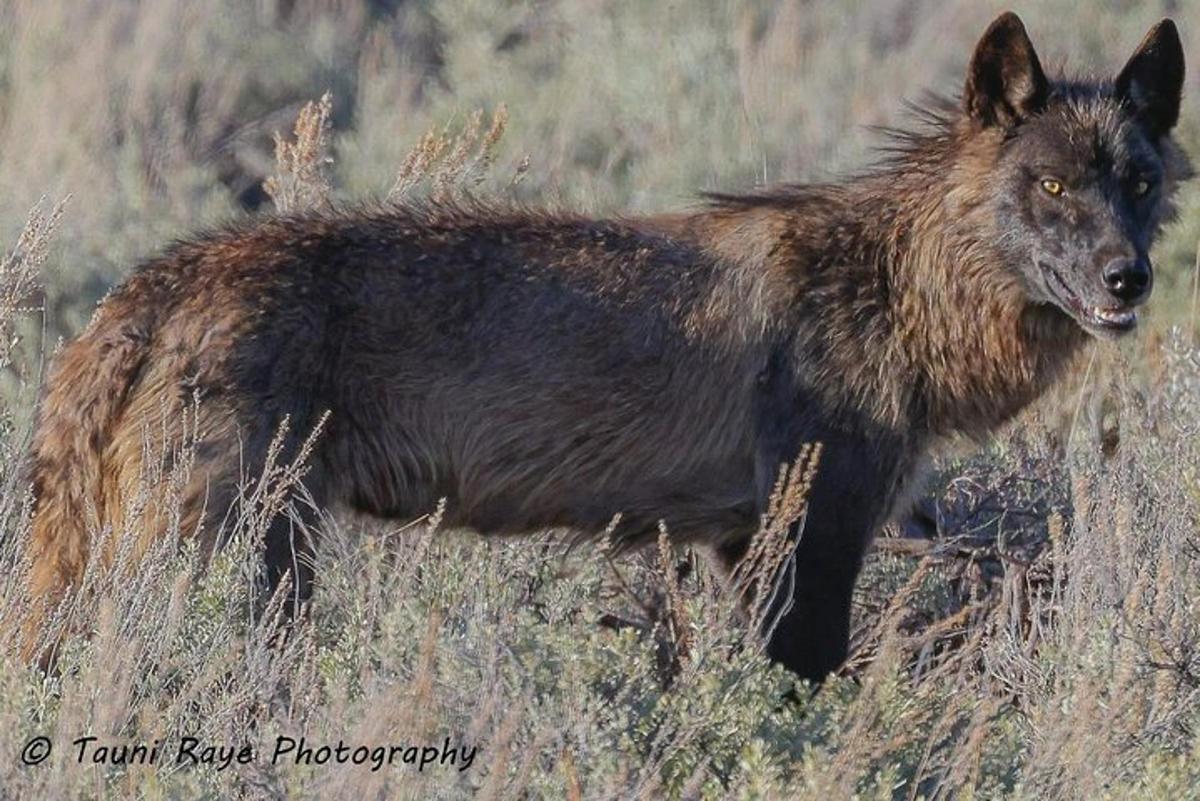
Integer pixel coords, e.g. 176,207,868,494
1133,179,1151,197
1040,179,1064,197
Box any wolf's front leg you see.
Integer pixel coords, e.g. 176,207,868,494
761,525,868,683
715,518,868,684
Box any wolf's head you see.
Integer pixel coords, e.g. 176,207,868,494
961,12,1190,338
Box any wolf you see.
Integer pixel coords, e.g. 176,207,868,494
23,13,1189,680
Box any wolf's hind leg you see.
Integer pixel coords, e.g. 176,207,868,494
120,404,329,624
220,417,330,622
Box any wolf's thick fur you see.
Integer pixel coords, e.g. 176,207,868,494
24,14,1191,680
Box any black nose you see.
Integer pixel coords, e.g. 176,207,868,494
1102,257,1152,303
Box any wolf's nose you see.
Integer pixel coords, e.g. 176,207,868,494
1102,257,1152,304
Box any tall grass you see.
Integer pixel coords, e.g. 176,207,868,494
1,1,1199,798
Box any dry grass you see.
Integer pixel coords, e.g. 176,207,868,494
1,2,1200,798
389,105,511,202
263,93,336,214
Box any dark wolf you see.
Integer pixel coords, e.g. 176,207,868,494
23,14,1190,680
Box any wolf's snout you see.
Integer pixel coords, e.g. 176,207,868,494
1102,256,1153,304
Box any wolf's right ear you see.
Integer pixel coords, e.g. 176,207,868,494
964,12,1049,128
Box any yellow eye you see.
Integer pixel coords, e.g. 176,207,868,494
1134,179,1151,197
1040,179,1064,196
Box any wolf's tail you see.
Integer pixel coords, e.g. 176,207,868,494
23,295,157,658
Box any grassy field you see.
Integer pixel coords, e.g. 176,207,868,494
1,0,1199,798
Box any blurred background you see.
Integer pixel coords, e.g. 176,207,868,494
1,0,1195,339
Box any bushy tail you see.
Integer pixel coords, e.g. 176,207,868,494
23,301,155,657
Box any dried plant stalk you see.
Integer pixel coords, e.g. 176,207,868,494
263,93,335,213
389,104,509,202
0,197,66,369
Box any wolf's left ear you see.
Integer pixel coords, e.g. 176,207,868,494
964,12,1049,128
1116,20,1185,136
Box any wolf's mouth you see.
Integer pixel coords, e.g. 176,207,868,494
1038,262,1138,334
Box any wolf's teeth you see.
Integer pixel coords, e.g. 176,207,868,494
1092,307,1136,326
